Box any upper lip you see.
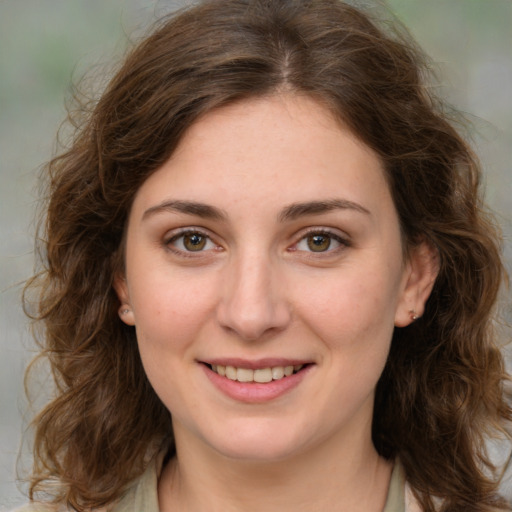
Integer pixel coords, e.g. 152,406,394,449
200,358,313,369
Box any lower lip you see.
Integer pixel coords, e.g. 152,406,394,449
202,364,312,403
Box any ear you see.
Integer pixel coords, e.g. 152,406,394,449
113,274,136,326
394,240,439,327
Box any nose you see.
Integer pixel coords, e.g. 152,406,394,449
216,252,291,341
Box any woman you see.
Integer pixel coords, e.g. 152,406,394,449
21,0,511,510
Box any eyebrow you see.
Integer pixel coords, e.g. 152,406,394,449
142,200,228,221
278,199,371,222
142,198,370,223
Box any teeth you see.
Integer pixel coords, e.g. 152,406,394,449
271,366,284,380
211,364,304,382
225,366,237,380
254,368,272,383
237,368,254,383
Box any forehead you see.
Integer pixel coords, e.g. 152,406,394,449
130,94,393,221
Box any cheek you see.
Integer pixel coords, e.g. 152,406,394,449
130,266,220,352
130,269,221,412
293,265,401,352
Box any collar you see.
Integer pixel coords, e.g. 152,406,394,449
114,454,410,512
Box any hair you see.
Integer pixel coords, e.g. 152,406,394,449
24,0,511,510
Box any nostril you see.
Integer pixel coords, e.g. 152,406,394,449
216,267,292,341
217,302,292,342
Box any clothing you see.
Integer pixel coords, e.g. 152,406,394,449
112,454,420,511
14,457,420,511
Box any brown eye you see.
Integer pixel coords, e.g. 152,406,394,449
183,233,207,251
294,231,346,254
307,234,331,252
168,231,215,253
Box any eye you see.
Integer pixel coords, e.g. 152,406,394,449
295,231,347,253
167,230,216,252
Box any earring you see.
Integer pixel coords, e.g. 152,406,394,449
409,309,419,321
119,306,131,316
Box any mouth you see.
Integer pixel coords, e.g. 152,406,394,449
207,363,307,383
201,360,314,402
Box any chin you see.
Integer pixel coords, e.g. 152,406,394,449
197,418,317,463
212,438,306,463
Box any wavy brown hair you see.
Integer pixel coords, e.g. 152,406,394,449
24,0,511,510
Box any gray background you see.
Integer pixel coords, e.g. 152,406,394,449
1,0,511,508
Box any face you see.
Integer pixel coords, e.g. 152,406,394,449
116,94,436,462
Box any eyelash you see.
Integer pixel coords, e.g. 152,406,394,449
164,227,350,257
291,228,350,255
164,228,219,256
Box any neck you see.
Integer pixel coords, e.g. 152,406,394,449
158,422,393,512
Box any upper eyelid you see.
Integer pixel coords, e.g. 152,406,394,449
164,229,221,258
165,226,214,241
165,227,220,250
162,226,350,249
291,227,352,252
294,226,350,241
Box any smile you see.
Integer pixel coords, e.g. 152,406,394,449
202,361,313,402
210,364,304,383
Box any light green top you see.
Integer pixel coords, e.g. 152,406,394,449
112,455,406,511
14,457,407,512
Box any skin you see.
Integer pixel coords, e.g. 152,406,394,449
116,93,438,511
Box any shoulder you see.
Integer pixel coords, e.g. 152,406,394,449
110,452,163,512
10,503,107,512
405,483,423,512
9,505,58,512
9,453,164,512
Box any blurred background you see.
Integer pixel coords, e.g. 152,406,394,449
1,0,511,508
